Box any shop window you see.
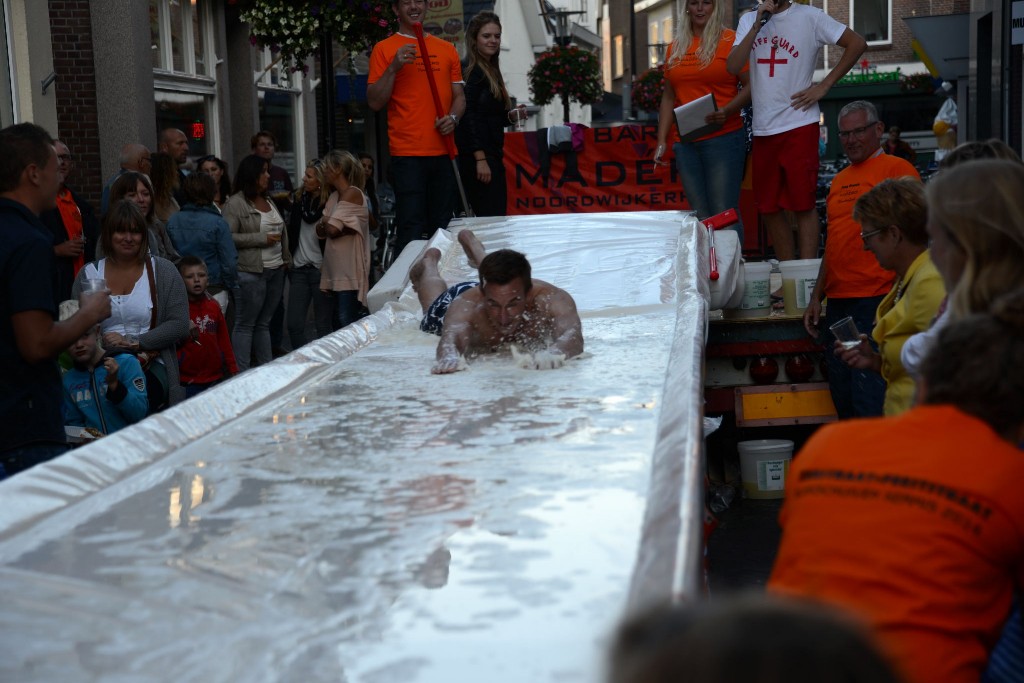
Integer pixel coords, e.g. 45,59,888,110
851,0,891,44
255,48,304,183
151,0,218,158
614,35,624,78
155,89,212,159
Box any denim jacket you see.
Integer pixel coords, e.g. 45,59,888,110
166,204,239,289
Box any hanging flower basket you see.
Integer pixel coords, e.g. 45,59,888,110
632,66,665,113
240,0,395,72
527,45,604,108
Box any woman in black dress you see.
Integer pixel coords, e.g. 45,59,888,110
455,11,526,217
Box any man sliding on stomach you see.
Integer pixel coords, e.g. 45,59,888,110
410,230,584,374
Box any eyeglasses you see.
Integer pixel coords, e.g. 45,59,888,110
57,154,72,161
860,228,883,242
838,122,877,140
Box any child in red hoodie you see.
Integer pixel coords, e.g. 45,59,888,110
177,256,238,398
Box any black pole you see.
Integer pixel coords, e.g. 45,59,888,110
319,30,336,155
555,33,571,123
628,0,637,81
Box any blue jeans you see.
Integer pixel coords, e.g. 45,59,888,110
287,265,333,349
334,290,361,331
984,599,1023,683
0,443,69,479
391,155,455,257
233,267,286,371
822,296,886,419
674,127,747,244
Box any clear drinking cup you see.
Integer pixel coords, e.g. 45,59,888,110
123,323,141,347
829,316,861,350
79,278,107,307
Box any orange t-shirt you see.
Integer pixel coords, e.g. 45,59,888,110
56,187,85,276
823,152,919,298
769,405,1024,683
664,30,746,144
368,33,462,157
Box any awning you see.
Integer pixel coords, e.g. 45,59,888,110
903,13,970,81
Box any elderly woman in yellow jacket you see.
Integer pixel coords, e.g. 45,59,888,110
834,178,945,415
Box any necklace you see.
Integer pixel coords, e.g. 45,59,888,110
893,276,907,303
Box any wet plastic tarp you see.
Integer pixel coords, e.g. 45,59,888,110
0,211,713,682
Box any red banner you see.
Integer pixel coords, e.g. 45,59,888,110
503,123,761,255
503,124,690,215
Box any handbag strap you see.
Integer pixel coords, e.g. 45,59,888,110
144,256,158,332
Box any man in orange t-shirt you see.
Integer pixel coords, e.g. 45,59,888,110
40,139,98,305
368,0,465,258
768,301,1024,683
802,100,918,418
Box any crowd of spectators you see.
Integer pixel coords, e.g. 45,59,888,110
0,121,381,478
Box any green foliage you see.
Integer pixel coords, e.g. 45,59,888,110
240,0,395,72
527,45,604,107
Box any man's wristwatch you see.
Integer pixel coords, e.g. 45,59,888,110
449,113,458,124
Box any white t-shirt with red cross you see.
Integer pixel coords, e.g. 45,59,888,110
734,3,846,136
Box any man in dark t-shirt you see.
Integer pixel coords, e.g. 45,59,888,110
0,123,111,477
251,130,293,218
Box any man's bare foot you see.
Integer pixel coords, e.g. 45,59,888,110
410,247,441,290
457,230,486,269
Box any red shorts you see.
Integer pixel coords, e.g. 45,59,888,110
751,123,819,213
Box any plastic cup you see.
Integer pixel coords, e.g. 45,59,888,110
79,278,107,307
124,323,141,346
829,316,861,349
510,106,527,132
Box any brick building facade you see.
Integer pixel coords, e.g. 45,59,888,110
48,0,102,208
0,0,319,216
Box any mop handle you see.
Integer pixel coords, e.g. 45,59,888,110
413,22,457,160
708,226,720,281
702,208,739,282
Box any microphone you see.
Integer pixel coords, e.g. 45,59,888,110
758,6,772,28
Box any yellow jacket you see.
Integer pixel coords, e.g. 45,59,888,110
872,250,946,416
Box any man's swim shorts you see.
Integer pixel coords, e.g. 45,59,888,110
420,281,477,335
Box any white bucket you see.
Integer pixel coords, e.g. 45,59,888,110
778,258,820,316
738,439,794,500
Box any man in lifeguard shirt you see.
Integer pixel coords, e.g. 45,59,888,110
727,0,865,262
368,0,465,259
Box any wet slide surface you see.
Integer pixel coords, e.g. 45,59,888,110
0,213,708,682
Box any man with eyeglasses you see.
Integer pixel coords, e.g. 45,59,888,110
368,0,465,260
40,140,99,304
802,100,920,419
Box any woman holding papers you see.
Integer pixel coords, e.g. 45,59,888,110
654,0,750,242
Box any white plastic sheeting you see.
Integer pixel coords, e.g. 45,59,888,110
0,211,715,682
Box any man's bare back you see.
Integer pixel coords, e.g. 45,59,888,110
410,231,583,374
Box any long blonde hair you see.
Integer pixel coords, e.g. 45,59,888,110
926,159,1024,319
297,158,329,206
667,0,725,69
321,149,365,193
464,11,511,109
